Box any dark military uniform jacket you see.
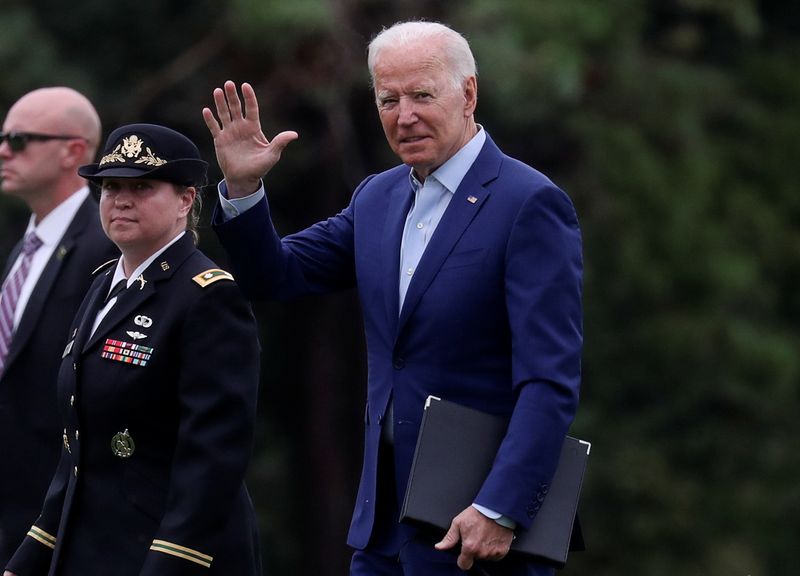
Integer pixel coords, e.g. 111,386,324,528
0,195,117,568
6,233,262,576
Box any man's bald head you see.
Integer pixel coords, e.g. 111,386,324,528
1,87,101,218
7,87,101,162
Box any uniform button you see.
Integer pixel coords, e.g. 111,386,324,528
74,466,78,477
75,430,80,440
70,395,75,406
392,356,405,369
73,362,77,371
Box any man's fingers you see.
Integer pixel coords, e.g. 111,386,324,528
212,86,231,125
457,550,475,571
434,520,461,551
241,82,260,123
222,80,244,121
201,107,221,136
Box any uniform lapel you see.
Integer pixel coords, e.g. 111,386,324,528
72,269,115,355
81,234,195,353
83,274,156,353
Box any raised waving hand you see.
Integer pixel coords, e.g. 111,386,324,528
202,81,298,198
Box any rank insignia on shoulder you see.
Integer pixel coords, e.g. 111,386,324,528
192,268,234,287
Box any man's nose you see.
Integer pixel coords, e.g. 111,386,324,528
397,97,418,125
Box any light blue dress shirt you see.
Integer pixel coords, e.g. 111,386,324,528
398,128,486,311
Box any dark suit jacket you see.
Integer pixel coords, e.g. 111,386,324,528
214,134,583,557
6,233,262,576
0,195,117,567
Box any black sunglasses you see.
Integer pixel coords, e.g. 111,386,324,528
0,131,85,153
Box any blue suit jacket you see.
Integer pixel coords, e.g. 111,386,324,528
214,134,583,550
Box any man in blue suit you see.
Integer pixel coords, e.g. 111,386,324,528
204,21,583,576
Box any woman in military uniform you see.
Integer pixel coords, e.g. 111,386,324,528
4,124,262,576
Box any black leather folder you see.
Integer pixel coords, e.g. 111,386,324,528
399,395,590,567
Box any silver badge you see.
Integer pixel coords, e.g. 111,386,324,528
111,429,135,458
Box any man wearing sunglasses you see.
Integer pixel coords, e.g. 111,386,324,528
0,87,117,568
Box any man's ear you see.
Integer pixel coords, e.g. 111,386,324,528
61,139,90,170
463,76,478,117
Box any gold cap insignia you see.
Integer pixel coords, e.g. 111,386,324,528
100,134,167,167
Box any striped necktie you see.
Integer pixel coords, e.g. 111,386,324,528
0,232,44,375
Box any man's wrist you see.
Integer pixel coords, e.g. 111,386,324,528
471,503,517,530
225,178,262,199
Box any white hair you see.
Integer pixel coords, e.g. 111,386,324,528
367,21,477,90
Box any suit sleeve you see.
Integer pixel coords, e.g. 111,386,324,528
137,280,260,575
212,180,369,300
5,444,71,576
474,184,583,530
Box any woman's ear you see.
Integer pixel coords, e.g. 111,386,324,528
179,186,196,217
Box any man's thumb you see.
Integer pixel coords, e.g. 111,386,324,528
271,130,299,152
434,520,461,551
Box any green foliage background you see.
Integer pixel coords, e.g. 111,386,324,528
1,0,798,574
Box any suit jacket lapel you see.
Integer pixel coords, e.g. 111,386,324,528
6,197,96,365
382,177,414,328
1,242,22,281
397,136,503,332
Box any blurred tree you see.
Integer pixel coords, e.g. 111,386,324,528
1,0,798,574
453,1,800,575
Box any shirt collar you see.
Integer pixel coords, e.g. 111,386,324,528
409,126,486,194
111,231,186,289
25,187,90,246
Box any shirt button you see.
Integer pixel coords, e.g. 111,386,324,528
406,268,413,276
416,222,424,229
